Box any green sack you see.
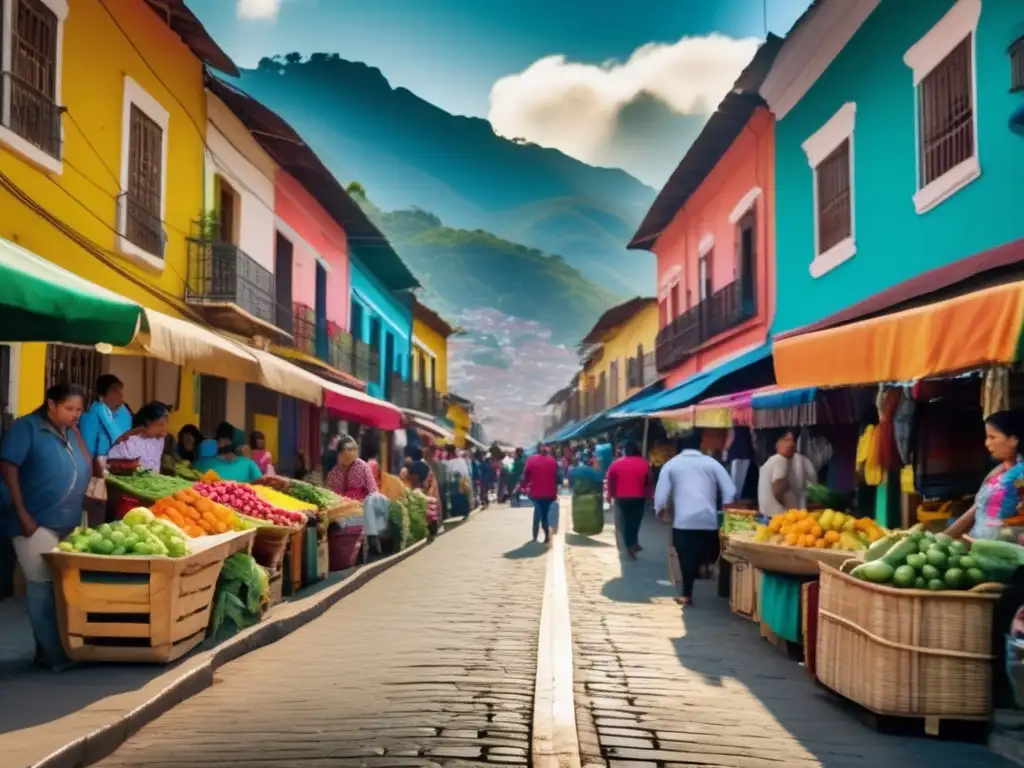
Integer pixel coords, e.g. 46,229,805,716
572,494,604,536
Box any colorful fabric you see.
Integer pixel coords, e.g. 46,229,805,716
327,458,378,502
970,459,1024,539
78,401,132,459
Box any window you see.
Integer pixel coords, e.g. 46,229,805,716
1013,37,1024,93
802,101,856,278
698,250,712,301
669,281,680,321
0,0,65,172
199,375,227,437
46,344,102,402
904,0,981,214
350,300,364,340
737,210,757,316
118,76,169,268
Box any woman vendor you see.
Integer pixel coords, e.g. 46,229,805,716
193,422,263,482
176,425,203,463
1,384,92,670
106,402,170,472
328,434,391,546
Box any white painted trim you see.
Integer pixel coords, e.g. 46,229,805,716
727,187,762,224
412,336,436,358
802,102,856,168
0,0,67,174
759,0,880,120
274,216,331,271
698,234,715,257
810,236,857,278
658,265,682,291
903,0,981,86
117,76,169,267
913,155,981,215
351,288,410,340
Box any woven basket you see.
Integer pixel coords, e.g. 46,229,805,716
726,535,860,576
816,561,1002,721
251,525,296,571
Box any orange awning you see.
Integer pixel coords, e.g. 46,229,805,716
773,281,1024,388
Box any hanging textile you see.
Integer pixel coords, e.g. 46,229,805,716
893,388,915,466
983,367,1011,418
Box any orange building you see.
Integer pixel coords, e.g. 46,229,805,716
629,37,781,391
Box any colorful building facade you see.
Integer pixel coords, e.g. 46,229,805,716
349,253,414,400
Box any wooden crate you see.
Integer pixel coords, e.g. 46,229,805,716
816,562,1000,728
729,559,755,620
286,527,305,595
752,567,764,624
44,530,254,664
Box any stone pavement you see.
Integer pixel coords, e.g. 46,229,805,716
94,506,547,768
565,508,1010,768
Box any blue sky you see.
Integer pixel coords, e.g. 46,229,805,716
191,0,810,120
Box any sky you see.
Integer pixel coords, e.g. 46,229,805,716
189,0,812,185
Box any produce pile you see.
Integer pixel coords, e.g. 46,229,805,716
151,489,248,537
850,527,1021,590
172,461,202,481
251,484,318,513
57,508,189,557
722,512,757,535
754,509,885,550
387,498,410,550
254,476,342,511
209,553,270,640
192,481,307,528
806,483,854,512
106,471,194,502
401,489,430,543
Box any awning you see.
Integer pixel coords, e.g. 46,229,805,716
665,387,765,428
271,344,367,391
0,236,141,345
751,386,817,410
248,347,325,405
620,343,773,416
406,412,455,443
323,381,402,430
131,309,263,380
773,281,1024,388
466,435,487,450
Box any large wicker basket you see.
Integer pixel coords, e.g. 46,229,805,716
816,561,1001,724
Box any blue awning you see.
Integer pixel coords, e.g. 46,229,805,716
618,342,773,416
751,386,818,410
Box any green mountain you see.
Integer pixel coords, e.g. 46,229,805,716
357,199,621,343
230,54,656,295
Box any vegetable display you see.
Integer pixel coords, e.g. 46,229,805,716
283,480,342,511
209,553,270,640
850,526,1017,590
402,490,429,543
806,483,854,512
722,512,757,535
192,481,308,528
251,484,319,513
388,499,409,549
173,461,202,481
106,471,194,502
57,508,189,557
754,509,884,550
151,489,248,537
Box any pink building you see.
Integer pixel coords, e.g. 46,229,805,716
629,39,779,389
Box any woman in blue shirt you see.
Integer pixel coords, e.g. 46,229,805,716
78,374,132,465
193,422,263,483
1,383,92,670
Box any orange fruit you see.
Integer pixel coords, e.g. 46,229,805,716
785,532,799,546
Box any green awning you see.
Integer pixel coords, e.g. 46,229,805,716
0,237,142,346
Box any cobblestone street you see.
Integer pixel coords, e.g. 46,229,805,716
94,508,548,768
565,509,1009,768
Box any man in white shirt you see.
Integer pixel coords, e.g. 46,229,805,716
757,430,817,518
654,431,737,606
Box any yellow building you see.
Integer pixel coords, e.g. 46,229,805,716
0,0,236,430
446,392,474,450
577,297,659,414
411,299,456,400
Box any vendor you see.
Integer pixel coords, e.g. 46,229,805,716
948,410,1024,540
106,402,170,473
757,429,816,517
327,434,378,501
193,422,263,483
1,383,92,670
176,424,203,464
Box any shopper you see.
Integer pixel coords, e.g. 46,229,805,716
1,383,92,670
78,374,132,466
654,431,736,607
444,445,473,518
519,444,559,544
249,431,275,476
757,429,817,517
193,422,263,482
176,424,203,463
107,402,171,472
607,441,652,559
407,459,442,537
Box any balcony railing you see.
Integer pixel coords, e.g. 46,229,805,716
327,322,353,373
389,374,449,417
656,279,756,373
351,339,379,384
292,303,316,356
119,192,166,259
2,71,62,159
185,237,276,326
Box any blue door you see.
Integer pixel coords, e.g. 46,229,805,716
315,262,328,361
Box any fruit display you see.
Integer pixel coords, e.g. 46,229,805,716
850,526,1023,590
722,512,757,535
806,483,854,512
151,488,248,537
753,509,885,550
192,481,308,528
56,508,189,557
254,476,342,511
251,484,319,513
106,471,194,502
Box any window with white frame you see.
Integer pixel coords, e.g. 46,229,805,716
802,101,856,278
117,76,169,267
0,0,67,172
904,0,981,214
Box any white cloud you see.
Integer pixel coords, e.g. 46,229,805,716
237,0,282,21
488,34,761,172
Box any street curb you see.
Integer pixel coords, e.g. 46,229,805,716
29,514,475,768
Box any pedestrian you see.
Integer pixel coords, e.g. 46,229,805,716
757,429,817,518
407,459,441,538
1,383,93,670
606,441,652,559
654,430,736,607
106,401,171,473
508,447,526,504
424,443,449,520
444,444,472,518
518,443,559,545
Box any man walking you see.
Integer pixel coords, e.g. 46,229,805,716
518,444,559,544
654,431,736,607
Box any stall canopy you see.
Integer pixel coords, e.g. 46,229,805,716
406,411,455,443
617,343,774,416
323,380,402,430
773,281,1024,388
0,237,141,345
568,382,665,440
132,309,262,380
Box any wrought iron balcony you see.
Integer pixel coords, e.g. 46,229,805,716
2,71,62,159
326,322,353,373
655,279,756,373
118,192,166,259
351,339,379,384
291,303,316,356
185,236,276,334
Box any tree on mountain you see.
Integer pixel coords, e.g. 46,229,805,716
256,56,283,73
346,181,367,199
285,52,303,65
